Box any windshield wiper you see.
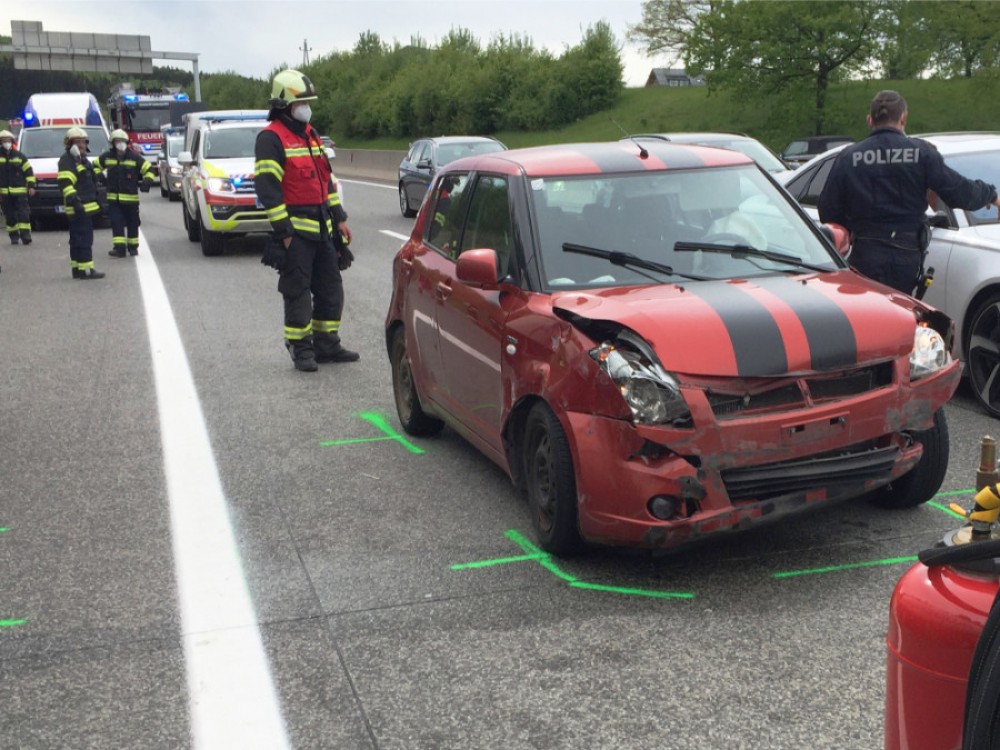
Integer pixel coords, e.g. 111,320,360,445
562,242,710,281
673,241,832,273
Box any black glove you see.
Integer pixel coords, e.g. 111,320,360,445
338,245,354,271
72,199,85,215
140,180,150,194
261,239,288,271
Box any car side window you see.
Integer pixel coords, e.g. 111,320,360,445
459,175,513,277
406,141,425,164
189,130,201,161
785,157,835,206
426,172,471,257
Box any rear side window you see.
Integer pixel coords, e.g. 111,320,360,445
784,157,835,206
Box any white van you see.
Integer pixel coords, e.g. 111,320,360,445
22,92,109,131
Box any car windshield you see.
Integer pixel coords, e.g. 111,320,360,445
126,106,170,132
943,150,1000,225
166,136,184,158
700,138,787,173
437,141,505,166
204,128,259,159
19,127,110,158
530,165,839,290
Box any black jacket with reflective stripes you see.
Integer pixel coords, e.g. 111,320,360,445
818,127,998,236
96,148,152,203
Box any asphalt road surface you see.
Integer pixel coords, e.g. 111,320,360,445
1,183,996,750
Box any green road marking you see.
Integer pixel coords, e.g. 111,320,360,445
773,556,920,579
0,620,27,628
451,529,695,599
0,527,8,533
928,500,969,520
319,411,424,454
570,582,696,599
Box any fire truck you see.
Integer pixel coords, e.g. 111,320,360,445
108,83,190,166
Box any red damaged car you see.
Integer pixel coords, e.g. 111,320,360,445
384,141,962,554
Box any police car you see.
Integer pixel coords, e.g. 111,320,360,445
178,111,271,256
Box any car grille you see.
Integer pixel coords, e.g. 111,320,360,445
722,443,898,503
707,363,894,419
234,180,256,194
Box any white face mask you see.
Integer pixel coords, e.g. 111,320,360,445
291,103,312,124
115,142,127,153
1,141,11,151
70,144,81,158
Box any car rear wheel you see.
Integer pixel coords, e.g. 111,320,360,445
399,183,416,218
390,327,444,436
522,402,583,556
965,292,1000,417
869,409,949,509
183,203,200,241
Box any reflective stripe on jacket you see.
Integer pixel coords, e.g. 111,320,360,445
0,149,36,195
57,151,102,216
96,148,152,203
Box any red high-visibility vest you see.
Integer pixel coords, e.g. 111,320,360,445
264,119,332,206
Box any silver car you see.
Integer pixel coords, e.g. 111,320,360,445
778,133,1000,417
158,134,184,201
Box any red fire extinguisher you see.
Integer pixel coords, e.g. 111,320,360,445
884,482,1000,750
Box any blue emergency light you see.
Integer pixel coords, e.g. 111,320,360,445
23,111,34,123
232,176,244,186
175,93,189,101
125,94,138,102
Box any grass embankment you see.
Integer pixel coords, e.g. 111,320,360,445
343,77,1000,154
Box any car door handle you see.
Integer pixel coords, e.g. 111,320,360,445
435,281,452,301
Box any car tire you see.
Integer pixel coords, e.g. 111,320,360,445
168,190,181,203
965,292,1000,418
869,409,949,509
522,402,583,556
200,226,224,257
183,203,200,242
160,181,168,198
390,327,444,436
399,183,416,218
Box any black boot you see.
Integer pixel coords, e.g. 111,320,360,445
109,248,127,258
314,334,360,363
72,268,85,279
285,338,318,372
20,235,31,246
10,236,19,246
76,268,106,280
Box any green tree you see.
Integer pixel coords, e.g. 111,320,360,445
685,1,880,135
875,0,934,80
923,0,1000,78
627,0,717,66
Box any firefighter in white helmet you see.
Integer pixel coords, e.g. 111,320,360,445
254,69,356,371
0,128,36,246
96,129,154,258
57,126,105,279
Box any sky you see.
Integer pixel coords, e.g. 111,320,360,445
6,0,673,88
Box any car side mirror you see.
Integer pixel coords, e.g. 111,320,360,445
178,151,194,166
456,249,501,289
325,147,335,160
928,210,951,229
417,158,433,170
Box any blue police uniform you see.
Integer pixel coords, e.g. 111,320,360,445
819,127,998,293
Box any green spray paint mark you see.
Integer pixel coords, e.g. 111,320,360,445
320,411,424,455
0,619,27,628
928,500,970,520
0,527,8,533
451,529,694,599
773,555,920,579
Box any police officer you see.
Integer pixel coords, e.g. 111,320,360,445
819,90,1000,293
96,129,153,258
58,127,105,280
254,69,357,372
0,129,36,245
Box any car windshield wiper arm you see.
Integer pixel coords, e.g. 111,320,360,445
562,242,710,281
673,241,832,273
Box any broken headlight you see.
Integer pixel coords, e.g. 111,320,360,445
910,323,951,380
590,341,691,425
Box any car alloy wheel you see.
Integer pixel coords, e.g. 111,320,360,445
966,293,1000,418
399,184,416,218
390,328,443,436
522,402,582,556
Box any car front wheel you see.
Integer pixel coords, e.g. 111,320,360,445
390,327,443,436
399,183,416,218
966,292,1000,417
522,402,583,555
183,203,200,241
869,409,949,509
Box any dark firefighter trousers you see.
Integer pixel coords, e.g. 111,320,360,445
109,202,141,254
2,194,31,241
68,211,95,269
278,231,345,352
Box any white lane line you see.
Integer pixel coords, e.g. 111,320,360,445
381,230,410,242
339,177,395,190
134,232,291,750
